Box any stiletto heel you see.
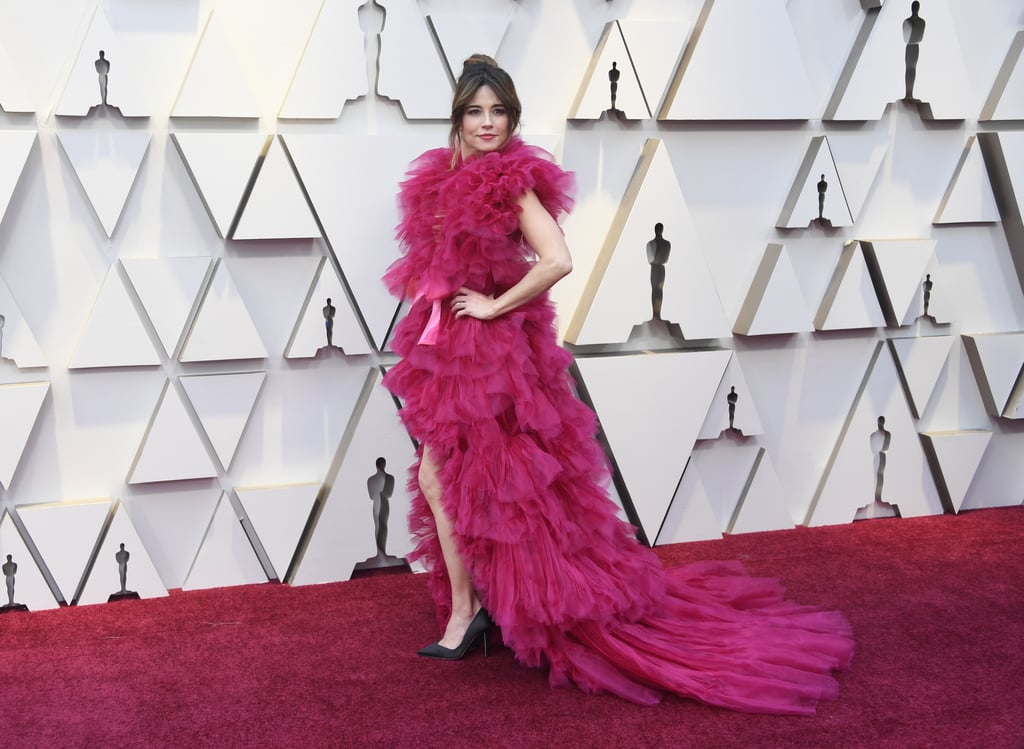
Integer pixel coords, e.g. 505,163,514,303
417,607,492,660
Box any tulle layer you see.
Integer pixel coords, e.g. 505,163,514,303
383,139,575,305
382,138,853,714
383,295,854,714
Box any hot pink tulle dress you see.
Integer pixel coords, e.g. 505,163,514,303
382,137,854,714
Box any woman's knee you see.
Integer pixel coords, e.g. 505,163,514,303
418,448,443,508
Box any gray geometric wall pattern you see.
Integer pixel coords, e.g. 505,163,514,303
0,0,1021,609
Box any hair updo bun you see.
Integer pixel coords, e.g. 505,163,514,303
460,54,500,77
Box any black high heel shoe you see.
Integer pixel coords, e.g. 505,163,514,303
417,607,492,660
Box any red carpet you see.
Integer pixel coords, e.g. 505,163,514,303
2,507,1021,748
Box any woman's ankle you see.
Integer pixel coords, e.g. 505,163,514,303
450,597,480,621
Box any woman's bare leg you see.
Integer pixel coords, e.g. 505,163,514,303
419,445,481,648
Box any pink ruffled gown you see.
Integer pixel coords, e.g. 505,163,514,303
382,137,854,713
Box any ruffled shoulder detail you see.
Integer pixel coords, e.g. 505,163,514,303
441,137,575,239
384,137,575,301
384,147,452,299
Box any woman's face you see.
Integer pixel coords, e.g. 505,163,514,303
459,85,510,160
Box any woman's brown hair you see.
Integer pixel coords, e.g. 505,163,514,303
449,54,522,157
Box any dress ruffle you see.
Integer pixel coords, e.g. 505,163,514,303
383,139,574,305
382,137,853,714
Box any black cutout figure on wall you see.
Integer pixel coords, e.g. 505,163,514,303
353,457,409,576
608,62,621,112
922,274,933,318
871,416,891,500
323,298,336,348
727,386,738,431
646,223,671,321
108,543,140,602
358,1,386,95
116,543,129,592
1,554,27,612
811,174,833,229
903,2,926,102
856,416,901,520
4,554,17,604
628,221,684,344
367,457,395,557
95,51,110,107
817,174,828,221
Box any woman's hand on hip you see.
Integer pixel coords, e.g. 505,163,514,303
452,287,497,320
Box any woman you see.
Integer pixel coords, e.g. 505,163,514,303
382,55,854,713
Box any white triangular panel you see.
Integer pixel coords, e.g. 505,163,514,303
655,468,721,545
286,257,369,357
0,43,34,112
807,342,943,526
76,501,169,605
828,134,889,221
279,0,367,118
128,381,218,484
934,137,1000,224
236,483,318,580
981,30,1024,121
576,350,732,542
1000,133,1024,220
728,450,795,534
233,136,320,240
777,137,854,228
0,511,59,611
814,242,886,331
0,273,46,368
733,243,814,336
172,12,260,118
0,130,36,226
121,257,212,358
569,139,731,344
171,132,265,238
125,488,221,590
182,492,267,590
284,133,436,350
921,430,992,513
962,333,1024,417
53,7,151,116
69,264,161,369
688,440,763,532
1007,377,1024,420
429,10,512,81
867,239,937,326
56,129,150,237
618,19,691,117
293,370,417,585
17,499,112,603
888,336,954,419
0,382,48,489
179,261,268,363
569,21,650,120
660,0,815,120
180,372,266,470
827,0,971,121
698,354,765,439
377,0,452,119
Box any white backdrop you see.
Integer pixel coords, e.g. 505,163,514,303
0,0,1021,606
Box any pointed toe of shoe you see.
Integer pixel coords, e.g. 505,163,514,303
417,642,458,659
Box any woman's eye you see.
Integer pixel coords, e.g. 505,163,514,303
467,108,481,115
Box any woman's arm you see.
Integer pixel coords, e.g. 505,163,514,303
452,189,572,320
